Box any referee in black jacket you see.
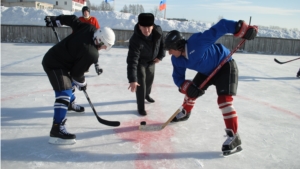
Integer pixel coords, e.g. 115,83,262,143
127,13,165,115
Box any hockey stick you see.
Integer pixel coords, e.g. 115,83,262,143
48,19,61,43
83,90,120,127
274,57,300,64
139,39,247,131
48,22,120,127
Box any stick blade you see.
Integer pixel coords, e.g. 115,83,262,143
274,58,283,64
139,124,164,131
97,116,120,127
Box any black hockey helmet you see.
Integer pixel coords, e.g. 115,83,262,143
82,6,90,15
164,30,186,50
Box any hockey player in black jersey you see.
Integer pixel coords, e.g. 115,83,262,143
42,15,115,144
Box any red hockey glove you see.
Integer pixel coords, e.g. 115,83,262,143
234,20,258,40
179,80,204,99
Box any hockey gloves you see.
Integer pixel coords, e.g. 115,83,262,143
234,20,258,40
179,80,204,99
44,16,62,27
72,79,87,91
94,63,103,75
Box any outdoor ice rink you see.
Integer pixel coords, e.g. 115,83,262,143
1,43,299,169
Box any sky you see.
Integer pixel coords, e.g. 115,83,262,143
89,0,300,29
1,42,300,169
1,6,300,39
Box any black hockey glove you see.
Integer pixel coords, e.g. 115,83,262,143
234,20,258,40
179,80,205,99
94,63,103,75
44,16,61,27
72,79,87,91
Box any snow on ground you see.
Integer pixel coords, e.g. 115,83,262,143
1,43,300,169
1,6,300,39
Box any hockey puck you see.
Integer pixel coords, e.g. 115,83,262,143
140,121,146,125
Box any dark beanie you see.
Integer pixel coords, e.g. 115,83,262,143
138,13,154,26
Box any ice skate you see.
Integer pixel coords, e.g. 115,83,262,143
171,108,190,122
49,118,76,145
222,129,242,156
68,101,84,113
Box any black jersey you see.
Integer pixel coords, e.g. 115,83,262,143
42,15,98,83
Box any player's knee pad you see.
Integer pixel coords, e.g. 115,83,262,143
54,89,72,107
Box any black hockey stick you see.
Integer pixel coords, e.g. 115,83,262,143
47,17,61,43
274,57,300,64
139,39,247,131
83,90,120,127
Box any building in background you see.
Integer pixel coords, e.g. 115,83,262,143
1,0,86,12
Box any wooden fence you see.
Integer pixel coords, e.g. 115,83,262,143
1,25,300,56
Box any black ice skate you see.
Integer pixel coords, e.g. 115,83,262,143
297,70,300,78
48,118,76,145
171,108,190,123
222,129,242,156
68,101,85,113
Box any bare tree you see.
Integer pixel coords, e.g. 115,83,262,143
151,6,163,18
85,0,91,7
125,4,144,15
99,1,113,11
120,5,129,13
90,4,99,11
138,4,144,14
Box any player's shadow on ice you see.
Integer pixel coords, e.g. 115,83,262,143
1,135,222,163
1,100,137,126
239,76,298,81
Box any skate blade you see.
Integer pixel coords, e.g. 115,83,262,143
223,146,243,157
67,110,85,114
48,137,76,145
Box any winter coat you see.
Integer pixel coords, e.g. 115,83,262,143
127,24,165,83
42,15,98,83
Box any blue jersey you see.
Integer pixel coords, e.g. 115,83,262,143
171,19,237,87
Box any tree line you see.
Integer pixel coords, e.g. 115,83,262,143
85,0,163,18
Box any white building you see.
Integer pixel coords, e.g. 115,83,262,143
1,0,86,12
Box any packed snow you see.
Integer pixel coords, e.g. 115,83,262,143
1,42,300,168
1,6,300,39
1,4,300,169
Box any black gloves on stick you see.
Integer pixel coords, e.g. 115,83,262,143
44,16,61,27
179,80,205,99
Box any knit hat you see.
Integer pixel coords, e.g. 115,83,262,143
138,13,154,26
82,6,90,15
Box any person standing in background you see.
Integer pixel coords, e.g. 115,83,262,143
79,6,100,29
79,6,102,75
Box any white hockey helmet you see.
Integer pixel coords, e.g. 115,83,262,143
93,27,115,51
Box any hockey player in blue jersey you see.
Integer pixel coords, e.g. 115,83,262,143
164,19,258,155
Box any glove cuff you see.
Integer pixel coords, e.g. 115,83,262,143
234,20,248,38
72,78,86,87
179,80,193,95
